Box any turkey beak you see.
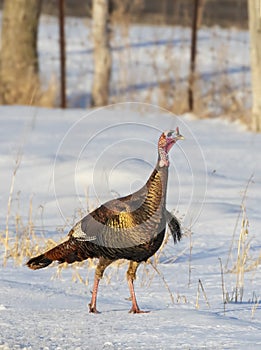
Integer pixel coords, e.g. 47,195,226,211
174,127,184,141
175,133,184,141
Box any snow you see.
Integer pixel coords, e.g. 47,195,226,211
0,14,261,350
1,103,261,349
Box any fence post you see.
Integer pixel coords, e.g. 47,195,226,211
188,0,200,112
59,0,66,108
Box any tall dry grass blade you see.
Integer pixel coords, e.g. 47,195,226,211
149,261,174,304
196,279,211,309
188,226,193,287
218,257,226,314
251,293,260,319
225,174,254,270
234,205,249,303
4,152,23,266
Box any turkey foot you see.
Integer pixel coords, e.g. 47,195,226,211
89,303,100,314
127,269,150,314
129,306,150,314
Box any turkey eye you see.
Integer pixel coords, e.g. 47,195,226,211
167,132,172,137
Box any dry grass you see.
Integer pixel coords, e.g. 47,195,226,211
251,293,260,318
231,204,250,302
0,186,58,267
110,0,144,25
0,10,251,127
1,183,259,318
218,176,260,310
109,15,251,126
225,176,259,275
0,71,57,107
0,218,56,267
0,8,251,127
195,279,211,310
1,179,185,305
1,158,258,315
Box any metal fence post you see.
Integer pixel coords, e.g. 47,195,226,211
59,0,66,108
188,0,200,112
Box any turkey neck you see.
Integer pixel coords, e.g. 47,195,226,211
131,161,168,222
143,161,169,213
142,142,172,210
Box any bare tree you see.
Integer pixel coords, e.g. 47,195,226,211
91,0,112,107
0,0,42,105
248,0,261,132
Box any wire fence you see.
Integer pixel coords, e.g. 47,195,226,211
36,0,251,120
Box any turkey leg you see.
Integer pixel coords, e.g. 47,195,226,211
89,257,113,313
127,261,149,313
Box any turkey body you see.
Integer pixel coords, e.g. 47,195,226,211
27,128,183,313
68,165,168,262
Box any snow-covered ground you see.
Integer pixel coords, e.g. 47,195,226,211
0,12,260,350
0,103,260,349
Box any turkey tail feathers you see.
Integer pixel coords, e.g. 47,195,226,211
168,215,182,244
27,254,53,270
26,238,81,270
165,210,182,244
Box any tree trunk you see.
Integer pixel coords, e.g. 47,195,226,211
91,0,112,107
0,0,42,105
248,0,261,132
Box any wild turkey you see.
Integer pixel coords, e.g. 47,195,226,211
27,128,184,313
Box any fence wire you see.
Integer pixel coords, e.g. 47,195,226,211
35,0,251,119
